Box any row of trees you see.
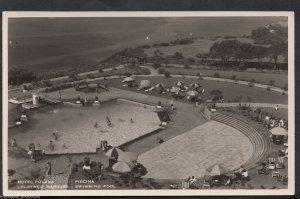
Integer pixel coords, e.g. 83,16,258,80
209,24,288,69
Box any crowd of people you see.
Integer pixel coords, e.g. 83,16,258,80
185,166,251,189
235,104,288,130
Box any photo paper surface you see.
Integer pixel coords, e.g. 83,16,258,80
2,11,295,196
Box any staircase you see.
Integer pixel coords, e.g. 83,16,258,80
211,113,271,171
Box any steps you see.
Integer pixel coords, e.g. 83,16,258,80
211,113,271,171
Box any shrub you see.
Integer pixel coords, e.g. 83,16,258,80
231,75,237,80
158,68,166,74
164,71,171,78
186,57,196,63
124,72,132,77
214,72,220,78
184,64,190,69
141,45,151,49
266,86,271,91
282,92,286,95
282,83,288,91
178,72,183,76
140,68,151,75
43,80,52,87
87,74,94,79
69,74,78,81
99,69,103,73
251,78,256,83
160,42,170,47
248,82,254,87
269,80,275,86
152,62,161,69
224,35,236,39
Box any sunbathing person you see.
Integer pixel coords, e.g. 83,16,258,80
189,176,197,184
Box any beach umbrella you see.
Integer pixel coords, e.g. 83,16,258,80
105,147,124,159
112,162,135,173
189,83,201,88
139,80,151,89
155,83,165,88
174,81,184,87
187,90,199,97
171,87,181,93
206,164,227,176
270,127,288,136
117,151,138,162
122,77,135,82
210,90,222,96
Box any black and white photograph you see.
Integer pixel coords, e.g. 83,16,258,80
2,12,295,196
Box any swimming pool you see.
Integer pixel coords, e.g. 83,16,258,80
9,99,161,154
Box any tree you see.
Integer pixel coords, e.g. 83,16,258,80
209,40,241,67
164,71,171,78
267,42,288,69
8,68,36,85
251,46,268,68
196,53,209,63
251,24,288,69
152,62,161,69
251,24,287,45
173,52,184,60
235,43,255,66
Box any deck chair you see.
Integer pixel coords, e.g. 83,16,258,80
272,171,280,178
202,181,210,189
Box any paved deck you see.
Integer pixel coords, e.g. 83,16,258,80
138,121,253,180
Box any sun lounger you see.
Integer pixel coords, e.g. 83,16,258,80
181,181,190,189
272,171,280,177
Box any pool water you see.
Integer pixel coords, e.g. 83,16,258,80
9,99,161,154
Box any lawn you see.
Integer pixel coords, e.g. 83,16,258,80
144,37,255,58
162,67,288,88
91,76,288,104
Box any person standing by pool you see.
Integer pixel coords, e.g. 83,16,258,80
106,116,112,127
54,130,59,140
11,139,17,147
49,140,54,151
170,99,175,110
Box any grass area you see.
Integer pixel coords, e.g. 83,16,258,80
162,67,288,88
91,76,288,104
144,37,256,57
144,38,217,57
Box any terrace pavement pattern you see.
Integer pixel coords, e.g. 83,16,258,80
138,120,253,180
